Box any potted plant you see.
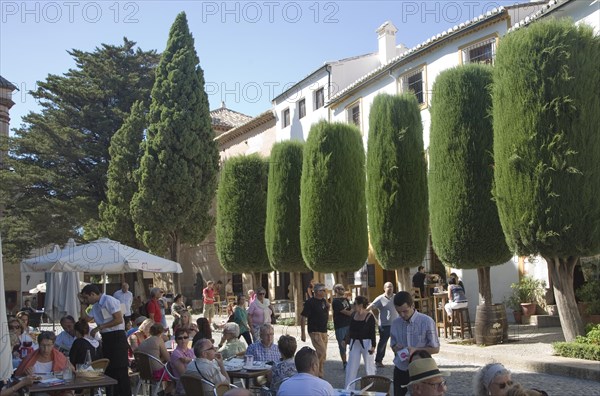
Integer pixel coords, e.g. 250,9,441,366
505,294,523,324
576,280,600,323
509,276,547,317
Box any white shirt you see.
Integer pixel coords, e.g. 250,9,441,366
277,373,335,396
371,293,399,326
90,294,125,332
113,289,133,316
55,331,76,352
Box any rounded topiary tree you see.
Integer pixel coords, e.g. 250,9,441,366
367,93,429,288
216,154,271,273
429,64,511,305
300,121,368,272
265,140,309,272
493,19,600,341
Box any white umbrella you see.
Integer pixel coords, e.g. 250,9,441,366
21,238,183,274
0,234,13,380
28,280,88,294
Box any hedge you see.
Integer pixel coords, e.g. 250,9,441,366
552,342,600,361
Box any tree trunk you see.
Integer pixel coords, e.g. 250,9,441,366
544,255,584,341
395,267,411,292
294,273,304,325
477,267,492,305
170,234,181,293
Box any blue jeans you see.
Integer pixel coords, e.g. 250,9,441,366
375,325,391,363
335,326,350,359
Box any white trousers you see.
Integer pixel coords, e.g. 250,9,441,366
445,301,468,317
345,339,375,389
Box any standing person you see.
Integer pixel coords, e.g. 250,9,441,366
113,282,133,321
247,287,272,342
203,281,216,324
225,279,234,297
412,266,428,297
170,294,186,329
305,279,315,301
300,283,329,378
390,291,440,396
367,281,399,368
158,289,168,329
80,284,131,396
146,288,163,324
344,296,376,389
445,277,468,320
233,295,252,345
332,284,352,369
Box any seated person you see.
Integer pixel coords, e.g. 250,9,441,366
404,358,450,396
8,318,23,356
55,315,77,354
245,323,280,363
184,338,230,395
69,319,102,366
128,318,153,352
191,317,213,347
137,323,174,395
127,315,147,337
217,323,246,359
266,335,297,393
173,310,198,340
20,300,36,314
16,311,33,333
15,331,72,376
169,329,195,395
445,277,468,320
277,346,334,396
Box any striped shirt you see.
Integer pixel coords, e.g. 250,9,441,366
390,310,439,371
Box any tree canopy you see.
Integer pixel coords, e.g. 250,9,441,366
366,94,429,270
300,121,368,273
265,141,309,273
216,154,271,273
130,12,219,260
0,39,159,261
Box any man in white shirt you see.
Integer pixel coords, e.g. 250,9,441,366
55,315,76,354
277,346,335,396
80,284,131,396
185,338,230,395
113,282,133,321
367,281,399,368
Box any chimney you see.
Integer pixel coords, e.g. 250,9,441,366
376,21,398,65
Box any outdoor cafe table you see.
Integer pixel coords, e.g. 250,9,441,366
334,388,387,396
226,367,270,388
28,374,117,394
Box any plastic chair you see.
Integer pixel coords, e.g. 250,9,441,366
346,375,393,395
132,351,176,396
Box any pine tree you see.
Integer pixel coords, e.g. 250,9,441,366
216,154,271,273
98,100,146,248
300,121,368,273
366,94,428,288
492,19,600,341
131,12,219,273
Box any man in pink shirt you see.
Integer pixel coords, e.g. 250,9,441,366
203,281,215,324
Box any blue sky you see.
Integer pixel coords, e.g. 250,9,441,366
1,0,518,129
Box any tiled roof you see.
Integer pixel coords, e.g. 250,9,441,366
210,102,253,134
509,0,574,32
215,109,275,145
327,6,508,105
0,76,18,90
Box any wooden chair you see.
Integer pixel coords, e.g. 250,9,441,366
133,351,176,396
412,287,432,316
346,375,392,395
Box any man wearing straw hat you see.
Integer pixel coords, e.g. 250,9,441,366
403,358,449,396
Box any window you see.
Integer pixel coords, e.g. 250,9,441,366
461,37,496,65
347,102,360,127
401,66,426,106
314,88,324,110
298,99,306,119
282,108,290,128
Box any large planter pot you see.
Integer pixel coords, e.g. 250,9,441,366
512,310,522,324
475,304,508,345
521,302,537,316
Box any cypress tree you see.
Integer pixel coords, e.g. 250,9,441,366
366,94,428,287
265,141,309,272
131,12,219,275
429,65,510,305
98,100,146,248
493,19,600,340
216,154,271,273
300,121,368,273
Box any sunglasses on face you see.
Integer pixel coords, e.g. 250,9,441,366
176,336,189,340
493,381,514,389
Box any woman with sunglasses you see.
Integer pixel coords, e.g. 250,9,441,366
169,328,195,395
247,287,272,342
473,363,514,396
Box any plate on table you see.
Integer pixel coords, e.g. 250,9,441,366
243,363,271,371
224,364,243,372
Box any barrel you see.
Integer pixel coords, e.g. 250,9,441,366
475,304,508,345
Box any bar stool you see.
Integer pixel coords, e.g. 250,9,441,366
451,307,472,339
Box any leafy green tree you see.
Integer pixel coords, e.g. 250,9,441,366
98,100,146,248
216,154,270,273
366,94,428,287
0,39,158,261
429,65,510,305
492,20,600,341
300,121,367,273
131,12,220,279
265,141,309,272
